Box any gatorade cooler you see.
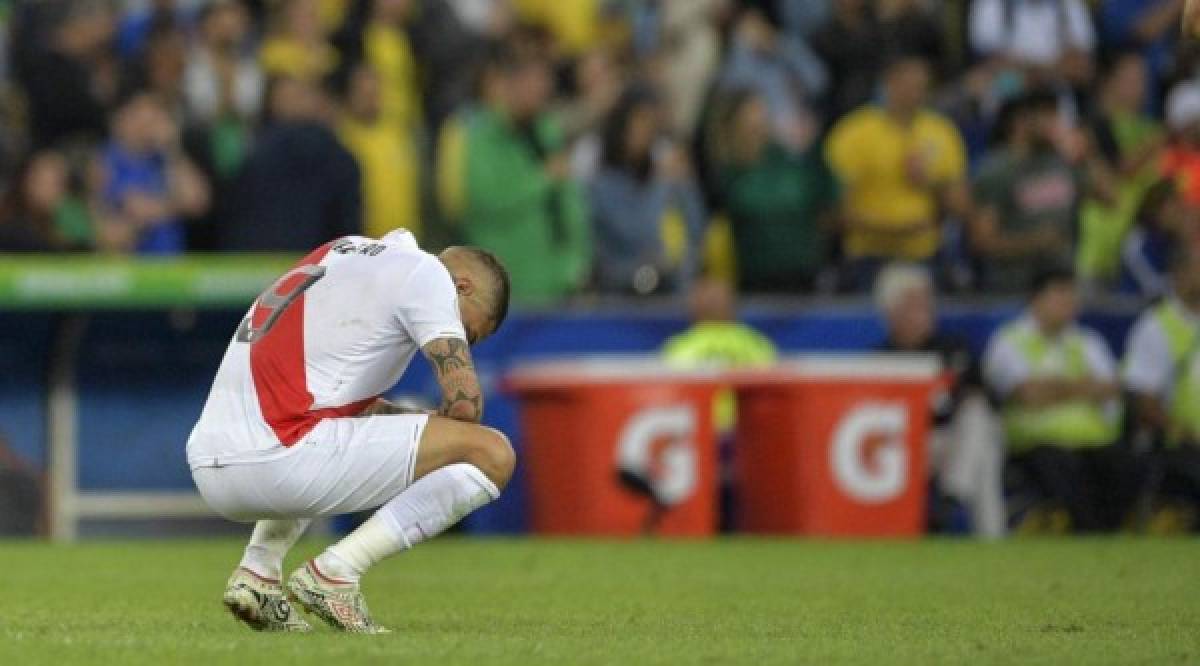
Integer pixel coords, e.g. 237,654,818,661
507,358,721,537
733,355,940,537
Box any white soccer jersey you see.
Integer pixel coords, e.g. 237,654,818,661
186,232,466,468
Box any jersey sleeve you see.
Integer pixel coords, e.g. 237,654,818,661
394,256,468,347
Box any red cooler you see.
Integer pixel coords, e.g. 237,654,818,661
734,355,940,537
507,359,721,537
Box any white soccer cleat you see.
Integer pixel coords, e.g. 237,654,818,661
223,567,312,632
286,560,391,634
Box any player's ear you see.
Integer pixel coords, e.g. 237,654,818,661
453,273,475,297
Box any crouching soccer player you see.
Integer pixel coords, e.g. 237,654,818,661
186,230,512,634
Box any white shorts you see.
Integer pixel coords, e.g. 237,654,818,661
191,414,428,522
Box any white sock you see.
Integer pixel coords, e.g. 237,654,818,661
239,519,311,581
315,464,500,582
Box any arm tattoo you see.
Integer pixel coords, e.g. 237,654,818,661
422,338,484,422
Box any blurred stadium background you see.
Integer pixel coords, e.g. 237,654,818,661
1,0,1200,662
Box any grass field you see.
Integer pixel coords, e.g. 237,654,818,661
0,538,1197,665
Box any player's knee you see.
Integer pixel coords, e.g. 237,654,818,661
464,427,515,490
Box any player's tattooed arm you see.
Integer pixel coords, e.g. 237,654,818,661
422,337,484,423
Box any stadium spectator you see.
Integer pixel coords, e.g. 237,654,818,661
663,278,778,399
631,0,726,137
1123,249,1200,532
183,0,263,126
710,89,838,294
811,0,883,120
663,277,777,530
1078,52,1165,284
969,0,1096,89
3,0,1199,305
436,37,589,305
970,91,1112,293
95,91,210,255
588,86,706,296
1120,180,1192,299
984,268,1133,533
120,24,189,119
333,0,421,133
221,76,361,251
336,63,420,241
409,0,501,129
718,8,825,154
178,1,261,251
876,0,945,80
444,0,514,37
19,1,117,149
259,0,338,81
777,0,831,40
826,56,969,290
513,0,608,58
560,48,625,166
115,0,191,60
1161,81,1200,207
0,151,89,252
874,263,1005,538
1099,0,1183,86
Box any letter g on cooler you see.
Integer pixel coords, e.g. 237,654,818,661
614,405,698,506
829,403,909,504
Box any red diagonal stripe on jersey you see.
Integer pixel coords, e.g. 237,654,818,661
250,242,375,446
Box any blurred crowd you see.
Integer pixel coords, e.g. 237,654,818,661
3,0,1200,306
658,256,1200,536
872,258,1200,535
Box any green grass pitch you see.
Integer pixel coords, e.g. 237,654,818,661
0,538,1197,665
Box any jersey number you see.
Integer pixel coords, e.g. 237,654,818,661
236,264,326,344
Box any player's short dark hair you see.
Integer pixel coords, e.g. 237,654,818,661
464,247,511,330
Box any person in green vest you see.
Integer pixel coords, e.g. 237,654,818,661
662,278,776,530
1123,248,1200,531
663,278,778,431
983,267,1136,532
436,35,590,306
